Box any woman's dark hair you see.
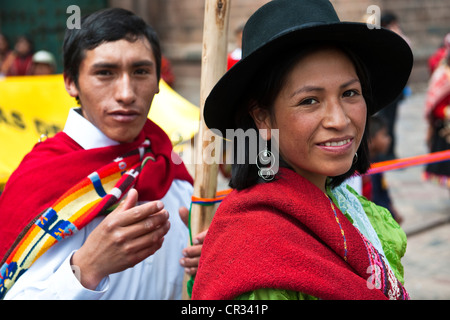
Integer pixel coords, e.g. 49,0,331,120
229,43,373,190
63,8,162,87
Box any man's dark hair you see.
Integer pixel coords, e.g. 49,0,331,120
63,8,162,87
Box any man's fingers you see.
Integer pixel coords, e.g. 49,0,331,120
179,206,189,227
182,243,202,258
192,230,208,245
179,229,208,276
125,209,170,240
110,188,139,216
124,220,171,264
124,188,139,208
180,256,200,276
111,196,165,228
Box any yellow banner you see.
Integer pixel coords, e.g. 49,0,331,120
0,74,199,187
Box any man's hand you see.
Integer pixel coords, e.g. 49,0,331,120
180,230,207,276
71,189,170,290
178,206,207,276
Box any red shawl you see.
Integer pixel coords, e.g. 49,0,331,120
192,168,408,300
0,119,193,263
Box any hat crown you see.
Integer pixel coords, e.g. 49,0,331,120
242,0,340,58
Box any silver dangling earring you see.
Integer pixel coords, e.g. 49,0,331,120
353,152,359,165
256,149,275,181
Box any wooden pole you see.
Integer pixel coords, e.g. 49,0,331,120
192,0,231,237
182,0,231,300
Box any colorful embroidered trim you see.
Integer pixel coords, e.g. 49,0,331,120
328,197,348,262
0,140,152,299
185,189,233,298
358,231,409,300
188,189,232,246
191,189,232,205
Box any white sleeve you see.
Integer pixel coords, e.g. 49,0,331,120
4,218,109,300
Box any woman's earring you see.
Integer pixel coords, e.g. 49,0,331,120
353,152,359,165
256,149,275,181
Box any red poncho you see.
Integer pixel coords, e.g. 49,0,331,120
0,119,192,269
192,168,408,300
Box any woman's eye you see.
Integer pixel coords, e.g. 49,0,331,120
299,98,318,105
343,90,359,98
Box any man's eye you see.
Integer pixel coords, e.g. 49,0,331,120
135,69,150,75
96,70,112,76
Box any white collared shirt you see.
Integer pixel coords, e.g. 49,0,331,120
5,108,193,300
63,108,120,150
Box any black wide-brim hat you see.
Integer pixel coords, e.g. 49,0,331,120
204,0,413,135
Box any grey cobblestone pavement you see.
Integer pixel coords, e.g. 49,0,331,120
384,90,450,300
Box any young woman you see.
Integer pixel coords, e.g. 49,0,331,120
192,0,413,300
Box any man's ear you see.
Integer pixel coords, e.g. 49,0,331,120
250,107,272,141
63,72,80,99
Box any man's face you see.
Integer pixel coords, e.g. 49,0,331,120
64,37,159,143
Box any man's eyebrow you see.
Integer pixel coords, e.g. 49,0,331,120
132,60,154,67
91,60,154,69
91,62,118,69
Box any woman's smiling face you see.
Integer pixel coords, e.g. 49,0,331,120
252,47,367,192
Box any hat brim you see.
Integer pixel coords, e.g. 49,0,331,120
204,22,413,134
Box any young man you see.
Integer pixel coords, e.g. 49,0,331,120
0,8,202,299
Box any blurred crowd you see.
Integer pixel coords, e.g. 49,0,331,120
423,32,450,189
0,33,56,77
0,32,178,87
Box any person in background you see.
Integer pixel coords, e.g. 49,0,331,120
227,24,244,70
31,50,57,75
428,34,449,75
0,33,11,76
424,35,450,190
161,55,175,87
363,116,403,224
376,12,411,161
219,24,246,180
380,12,411,47
1,35,34,76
